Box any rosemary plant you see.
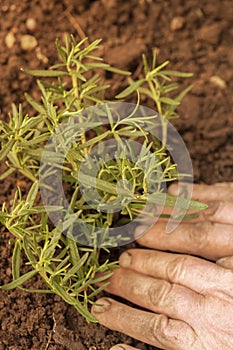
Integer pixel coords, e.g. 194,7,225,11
0,36,207,322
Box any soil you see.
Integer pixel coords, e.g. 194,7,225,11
0,0,233,349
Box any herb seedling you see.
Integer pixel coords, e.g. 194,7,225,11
0,36,206,322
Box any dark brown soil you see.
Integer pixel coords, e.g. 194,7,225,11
0,0,232,349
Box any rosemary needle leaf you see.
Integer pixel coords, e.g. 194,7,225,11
0,35,200,322
0,270,37,290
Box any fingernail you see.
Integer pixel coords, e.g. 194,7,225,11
110,346,125,350
216,256,233,269
92,298,111,313
134,225,148,239
119,251,132,268
168,183,179,195
168,183,191,196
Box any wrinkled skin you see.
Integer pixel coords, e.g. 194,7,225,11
91,183,233,350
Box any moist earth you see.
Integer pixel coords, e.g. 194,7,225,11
0,0,232,349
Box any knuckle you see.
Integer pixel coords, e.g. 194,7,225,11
166,255,191,282
148,280,173,308
149,315,201,350
148,314,171,344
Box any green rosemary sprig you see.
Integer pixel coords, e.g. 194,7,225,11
0,36,206,322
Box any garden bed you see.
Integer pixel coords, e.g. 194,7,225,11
0,0,232,349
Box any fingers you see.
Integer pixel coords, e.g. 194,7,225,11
200,200,233,225
169,183,233,225
118,249,233,296
136,221,233,260
103,267,200,321
169,182,233,202
136,182,233,260
91,298,202,350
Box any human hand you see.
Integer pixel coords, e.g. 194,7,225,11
91,183,233,349
136,182,233,263
92,250,233,350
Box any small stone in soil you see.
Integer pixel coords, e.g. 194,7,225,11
26,18,37,31
170,16,185,31
5,31,16,48
20,34,38,51
209,75,227,89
